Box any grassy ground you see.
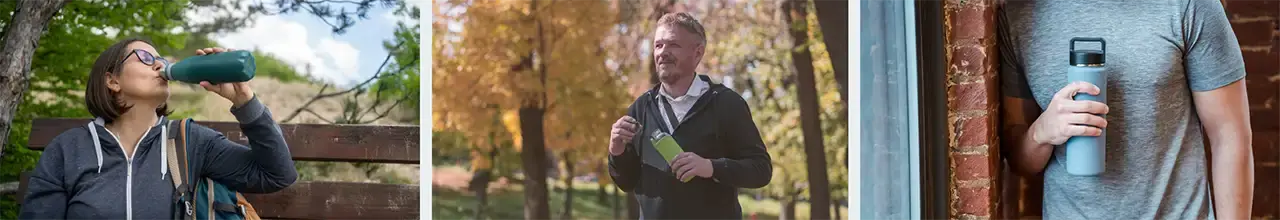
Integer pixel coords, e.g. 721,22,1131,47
432,167,846,220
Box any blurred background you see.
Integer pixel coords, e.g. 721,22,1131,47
431,0,849,219
0,0,422,218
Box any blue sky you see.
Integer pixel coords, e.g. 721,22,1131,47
201,1,422,87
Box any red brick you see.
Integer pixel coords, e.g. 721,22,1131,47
1225,0,1279,18
1245,73,1277,106
1257,131,1280,163
1242,49,1280,78
956,186,992,217
1252,109,1279,131
953,81,991,111
954,154,992,181
958,114,992,148
950,45,989,76
1230,19,1276,48
951,5,994,40
1253,166,1279,218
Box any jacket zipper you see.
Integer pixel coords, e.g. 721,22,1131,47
101,125,152,220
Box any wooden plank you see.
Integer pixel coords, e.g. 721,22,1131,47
15,172,30,203
242,181,419,219
27,118,419,164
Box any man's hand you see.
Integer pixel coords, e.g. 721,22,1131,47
195,47,255,108
672,152,713,180
609,116,640,156
1031,81,1110,145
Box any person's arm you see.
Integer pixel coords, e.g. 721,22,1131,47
1193,81,1253,220
1002,96,1054,176
197,95,299,193
708,93,771,188
1181,0,1253,218
19,133,70,219
608,102,642,192
997,6,1054,176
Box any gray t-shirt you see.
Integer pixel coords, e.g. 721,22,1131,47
999,0,1246,219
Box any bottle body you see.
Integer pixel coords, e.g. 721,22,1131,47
164,50,256,84
1064,64,1107,176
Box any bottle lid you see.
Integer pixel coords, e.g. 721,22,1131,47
1070,50,1105,65
1069,37,1106,65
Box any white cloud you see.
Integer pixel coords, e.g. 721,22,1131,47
210,15,362,86
318,38,361,79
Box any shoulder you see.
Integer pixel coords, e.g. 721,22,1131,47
627,90,655,112
710,85,749,108
45,126,91,151
173,119,228,144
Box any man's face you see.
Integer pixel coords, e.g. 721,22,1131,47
653,25,703,82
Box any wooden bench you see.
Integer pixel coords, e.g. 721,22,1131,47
16,118,421,219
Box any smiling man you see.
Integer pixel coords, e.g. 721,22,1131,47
606,12,772,219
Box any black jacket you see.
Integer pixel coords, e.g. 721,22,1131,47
608,75,772,219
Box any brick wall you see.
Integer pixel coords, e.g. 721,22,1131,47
1223,0,1280,218
944,0,1003,219
989,0,1280,219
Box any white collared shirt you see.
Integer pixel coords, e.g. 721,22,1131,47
656,75,710,131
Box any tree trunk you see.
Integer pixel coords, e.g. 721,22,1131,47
627,192,640,219
781,197,798,220
519,108,551,220
812,0,848,105
471,170,492,219
0,0,71,158
783,1,831,219
833,199,842,220
562,153,575,219
597,182,607,204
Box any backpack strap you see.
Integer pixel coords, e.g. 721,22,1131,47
166,118,194,220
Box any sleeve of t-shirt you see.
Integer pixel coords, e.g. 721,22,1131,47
998,6,1035,100
1182,0,1247,92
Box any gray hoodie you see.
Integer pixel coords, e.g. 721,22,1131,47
18,96,298,219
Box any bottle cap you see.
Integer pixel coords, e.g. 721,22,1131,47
1069,37,1106,65
1070,50,1105,65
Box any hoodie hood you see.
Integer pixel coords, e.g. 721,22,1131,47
87,116,170,178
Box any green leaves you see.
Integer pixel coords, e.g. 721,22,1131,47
1,0,195,218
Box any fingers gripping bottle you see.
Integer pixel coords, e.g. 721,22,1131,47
1064,37,1107,176
162,50,257,84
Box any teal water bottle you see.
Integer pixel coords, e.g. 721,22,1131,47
163,50,257,84
1064,37,1107,176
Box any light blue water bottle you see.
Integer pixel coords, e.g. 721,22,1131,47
1064,37,1107,176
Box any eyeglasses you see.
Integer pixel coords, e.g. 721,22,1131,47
119,49,168,67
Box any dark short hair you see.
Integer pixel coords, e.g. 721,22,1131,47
85,37,171,124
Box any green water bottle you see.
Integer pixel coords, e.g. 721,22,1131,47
163,50,257,84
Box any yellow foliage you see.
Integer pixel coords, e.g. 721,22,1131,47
435,0,628,172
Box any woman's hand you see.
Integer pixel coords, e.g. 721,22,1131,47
195,47,255,108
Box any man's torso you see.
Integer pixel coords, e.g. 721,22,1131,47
1002,0,1216,219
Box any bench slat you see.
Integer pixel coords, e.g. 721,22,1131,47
243,181,420,219
27,118,420,164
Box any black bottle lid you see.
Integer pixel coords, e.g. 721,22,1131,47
1070,50,1105,65
1069,37,1106,65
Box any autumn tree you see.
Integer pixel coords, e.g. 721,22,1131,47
433,0,622,219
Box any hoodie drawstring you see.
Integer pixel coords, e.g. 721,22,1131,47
86,121,104,173
86,117,169,178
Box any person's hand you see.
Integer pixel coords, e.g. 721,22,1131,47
1031,81,1109,145
672,152,713,180
195,47,255,108
609,116,640,156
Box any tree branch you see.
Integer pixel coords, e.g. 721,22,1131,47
303,108,336,124
282,41,417,124
0,181,19,195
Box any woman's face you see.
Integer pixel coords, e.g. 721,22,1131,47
107,42,169,103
